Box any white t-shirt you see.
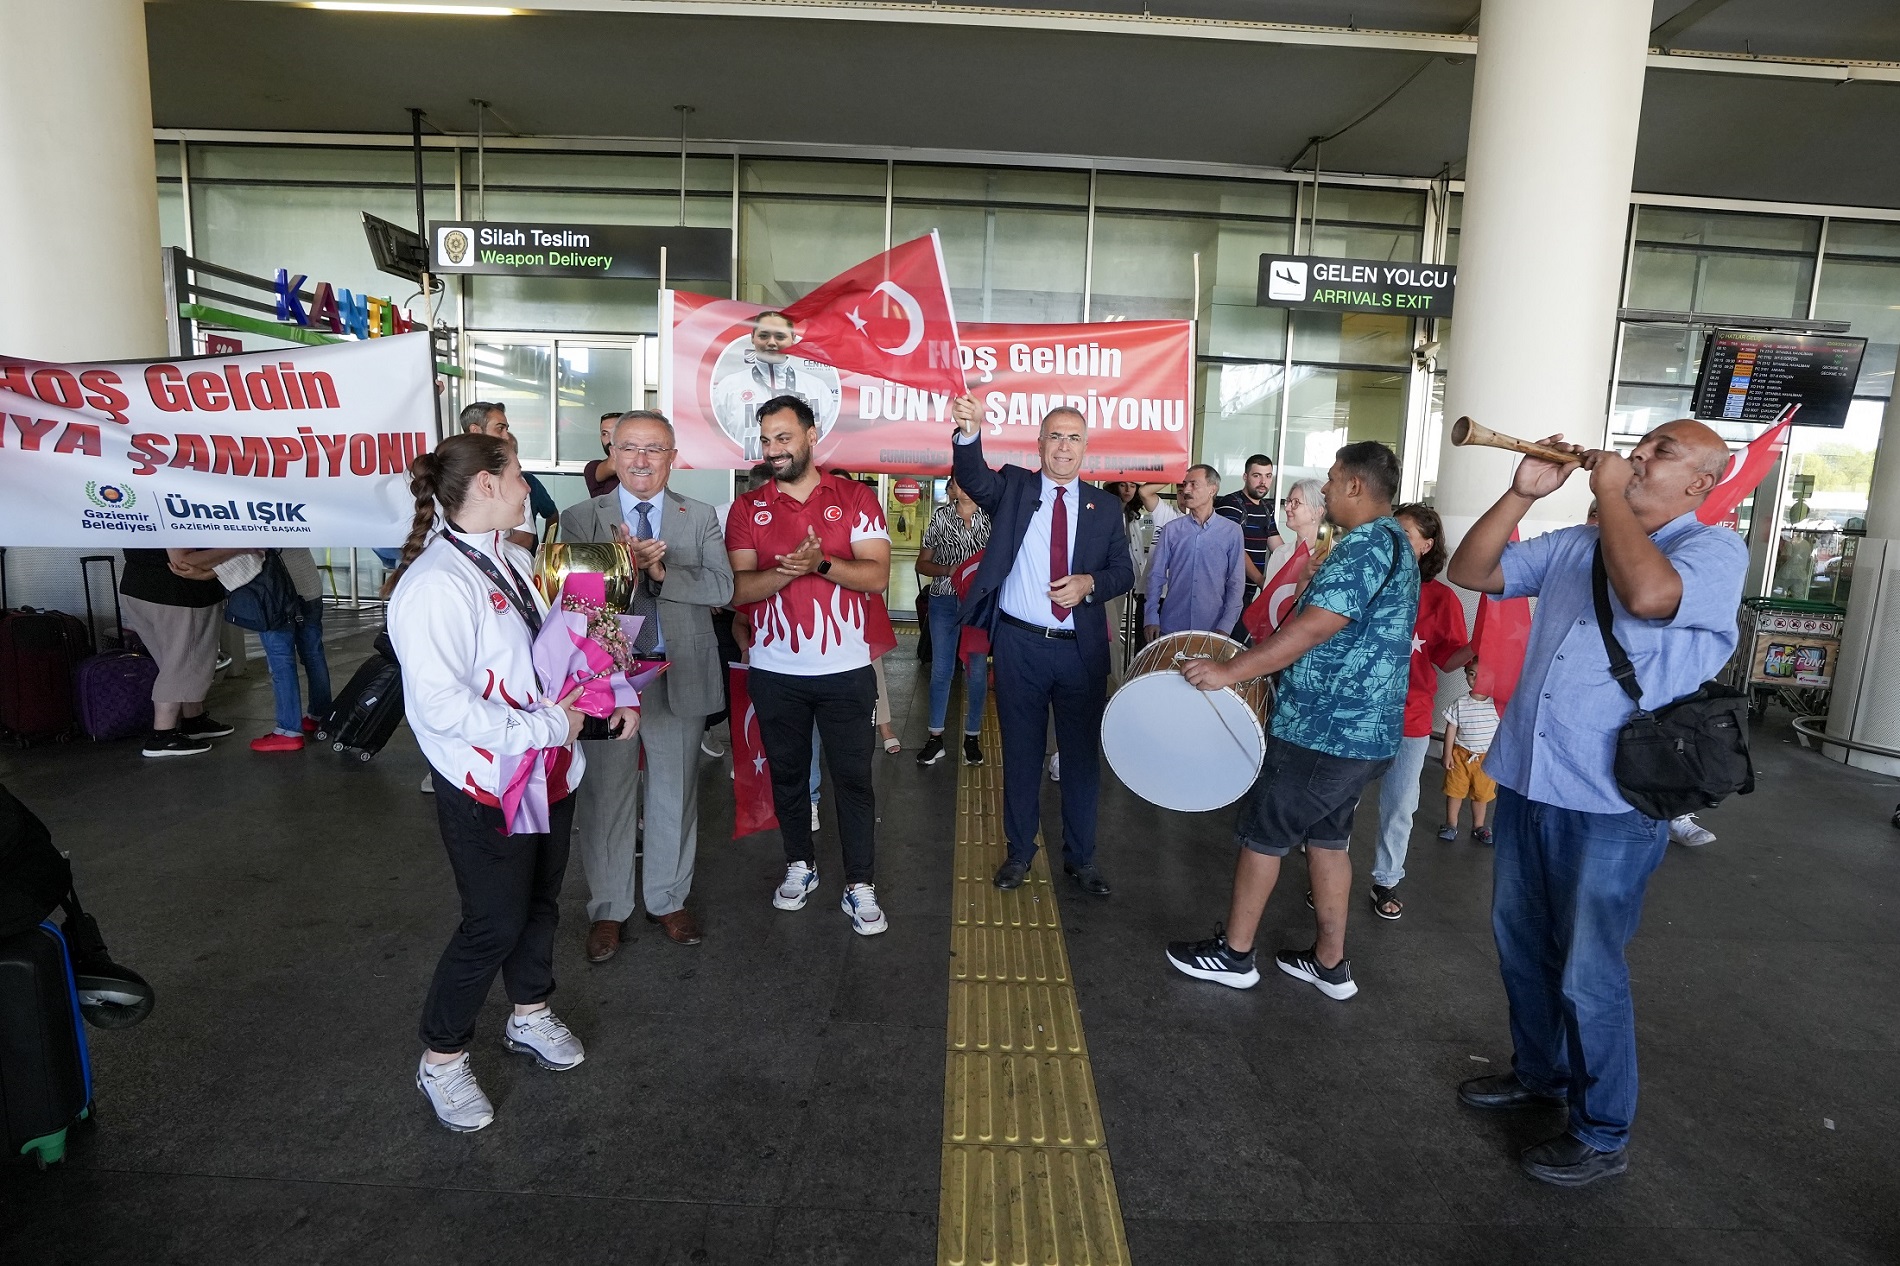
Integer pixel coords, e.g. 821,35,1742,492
1443,693,1501,755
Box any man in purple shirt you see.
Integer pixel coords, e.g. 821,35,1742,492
1144,465,1246,640
1448,418,1746,1189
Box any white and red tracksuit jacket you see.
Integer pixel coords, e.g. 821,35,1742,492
386,529,582,807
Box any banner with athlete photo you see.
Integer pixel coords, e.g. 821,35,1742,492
0,334,435,547
660,289,1194,479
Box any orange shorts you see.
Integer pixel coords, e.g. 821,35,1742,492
1444,745,1496,803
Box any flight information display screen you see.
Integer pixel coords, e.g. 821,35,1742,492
1692,329,1866,429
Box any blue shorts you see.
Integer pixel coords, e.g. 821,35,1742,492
1235,736,1392,857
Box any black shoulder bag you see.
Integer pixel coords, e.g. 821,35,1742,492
1591,544,1754,821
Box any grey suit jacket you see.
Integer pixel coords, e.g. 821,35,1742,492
557,488,735,718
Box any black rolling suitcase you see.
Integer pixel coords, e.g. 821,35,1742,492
315,630,404,762
0,920,93,1169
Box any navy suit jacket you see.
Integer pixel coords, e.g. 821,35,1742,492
952,431,1134,680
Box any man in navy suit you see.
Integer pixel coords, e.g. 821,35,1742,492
950,396,1134,895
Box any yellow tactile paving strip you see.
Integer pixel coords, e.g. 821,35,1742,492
938,706,1130,1266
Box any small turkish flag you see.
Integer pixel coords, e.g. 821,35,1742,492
1470,528,1531,713
727,664,779,840
1240,540,1312,643
1697,407,1796,528
782,232,965,397
950,550,989,660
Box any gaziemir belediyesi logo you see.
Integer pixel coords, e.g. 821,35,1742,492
81,481,157,533
85,481,136,510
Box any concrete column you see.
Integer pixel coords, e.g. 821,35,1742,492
1435,0,1653,540
1822,352,1900,774
0,0,165,361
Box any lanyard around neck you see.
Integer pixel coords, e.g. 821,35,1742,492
444,530,542,637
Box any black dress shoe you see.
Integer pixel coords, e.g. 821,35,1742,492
993,859,1030,889
1519,1133,1629,1187
1063,863,1111,896
1458,1073,1566,1110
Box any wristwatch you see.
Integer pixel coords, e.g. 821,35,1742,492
817,558,833,576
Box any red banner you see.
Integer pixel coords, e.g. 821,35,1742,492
661,290,1193,479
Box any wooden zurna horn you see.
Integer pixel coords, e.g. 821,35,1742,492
1449,416,1581,465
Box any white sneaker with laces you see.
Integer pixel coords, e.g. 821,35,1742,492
775,861,818,910
841,883,888,936
502,1007,585,1071
1669,814,1716,847
416,1052,495,1132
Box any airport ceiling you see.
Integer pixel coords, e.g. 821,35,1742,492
147,0,1900,209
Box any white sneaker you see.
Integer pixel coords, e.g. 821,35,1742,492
416,1052,494,1132
1669,814,1716,847
502,1007,585,1071
841,883,888,936
774,861,818,910
1048,752,1061,782
810,800,821,832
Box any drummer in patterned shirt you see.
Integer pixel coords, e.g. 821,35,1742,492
1164,441,1418,1002
725,394,897,938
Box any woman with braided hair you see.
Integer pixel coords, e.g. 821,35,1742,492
385,432,637,1133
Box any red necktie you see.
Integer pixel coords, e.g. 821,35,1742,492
1049,486,1070,623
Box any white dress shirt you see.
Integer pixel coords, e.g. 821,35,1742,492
998,471,1083,630
616,484,666,654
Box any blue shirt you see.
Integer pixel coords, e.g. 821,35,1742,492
1486,513,1748,816
1146,511,1245,635
615,485,666,654
997,471,1083,631
1271,517,1418,761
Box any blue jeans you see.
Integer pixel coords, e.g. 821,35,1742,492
1491,785,1668,1152
258,599,333,734
1371,734,1431,888
926,592,987,735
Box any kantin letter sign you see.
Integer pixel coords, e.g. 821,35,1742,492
1257,255,1456,316
430,221,732,281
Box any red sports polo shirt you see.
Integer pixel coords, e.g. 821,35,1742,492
725,473,895,676
1405,577,1470,737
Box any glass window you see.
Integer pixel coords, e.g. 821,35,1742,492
739,158,885,199
1290,311,1412,368
1817,221,1900,398
190,143,456,186
892,164,1086,207
740,198,885,307
1095,173,1295,220
158,182,188,252
893,203,1084,323
556,344,638,465
1769,400,1884,604
1281,368,1406,487
472,150,730,193
1626,207,1818,318
1091,215,1291,359
155,142,181,180
1195,362,1283,481
1443,193,1461,266
469,340,553,463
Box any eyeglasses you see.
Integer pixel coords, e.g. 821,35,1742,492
613,444,675,458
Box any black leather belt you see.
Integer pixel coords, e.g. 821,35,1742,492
1000,611,1076,640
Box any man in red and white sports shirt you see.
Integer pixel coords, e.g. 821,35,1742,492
725,394,896,936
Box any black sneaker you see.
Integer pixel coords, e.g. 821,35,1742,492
915,735,947,767
963,735,983,765
1275,946,1358,1000
1165,930,1259,989
142,729,211,759
179,713,234,739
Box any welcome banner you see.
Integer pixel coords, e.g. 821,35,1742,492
0,334,435,547
660,290,1194,479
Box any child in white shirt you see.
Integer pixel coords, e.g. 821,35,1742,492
1440,662,1501,844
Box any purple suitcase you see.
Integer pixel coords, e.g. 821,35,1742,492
75,557,155,742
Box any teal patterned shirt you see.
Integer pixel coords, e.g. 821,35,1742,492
1269,517,1420,761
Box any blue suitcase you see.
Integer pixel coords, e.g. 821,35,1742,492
0,920,93,1168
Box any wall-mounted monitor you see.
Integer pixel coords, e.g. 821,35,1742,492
1692,329,1866,429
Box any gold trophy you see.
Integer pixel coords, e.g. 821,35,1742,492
533,522,637,612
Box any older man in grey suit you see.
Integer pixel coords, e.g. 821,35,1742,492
561,410,734,959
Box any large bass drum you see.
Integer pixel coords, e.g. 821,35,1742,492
1100,630,1271,813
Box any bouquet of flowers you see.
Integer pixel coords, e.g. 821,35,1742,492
497,570,667,835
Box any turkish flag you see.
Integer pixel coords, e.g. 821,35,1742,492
1240,541,1311,643
950,550,989,659
782,232,965,397
1698,408,1796,528
1468,527,1532,713
727,664,779,840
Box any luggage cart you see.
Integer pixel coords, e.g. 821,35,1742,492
1722,597,1845,719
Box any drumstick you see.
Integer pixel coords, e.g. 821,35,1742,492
1172,652,1260,762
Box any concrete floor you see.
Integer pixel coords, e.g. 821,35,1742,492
2,615,1897,1264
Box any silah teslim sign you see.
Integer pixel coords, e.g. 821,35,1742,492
1257,255,1456,316
430,221,731,281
